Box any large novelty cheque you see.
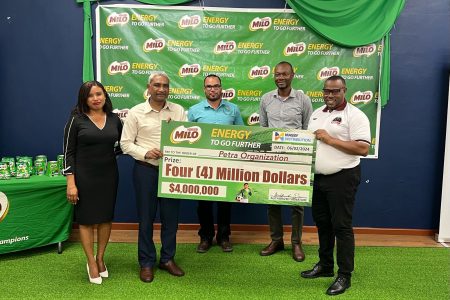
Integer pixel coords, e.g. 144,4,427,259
158,121,316,206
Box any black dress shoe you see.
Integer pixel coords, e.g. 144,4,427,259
326,276,351,295
159,260,185,277
196,240,212,253
301,263,334,279
260,240,284,256
219,240,233,252
139,267,154,283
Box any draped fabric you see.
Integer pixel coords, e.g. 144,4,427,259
77,0,405,106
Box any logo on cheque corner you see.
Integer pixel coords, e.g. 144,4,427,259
283,42,306,56
214,41,236,54
222,88,235,101
350,91,373,104
353,44,376,57
108,61,130,75
248,66,270,79
178,64,201,77
106,12,130,26
247,113,260,125
273,131,286,141
249,17,272,31
143,38,166,52
317,67,340,80
178,15,201,29
170,126,202,144
0,192,10,223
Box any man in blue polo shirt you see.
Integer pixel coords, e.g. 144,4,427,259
188,74,244,253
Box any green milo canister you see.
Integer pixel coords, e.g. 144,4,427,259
35,155,47,164
57,155,65,174
1,157,16,177
34,159,46,176
0,162,11,179
46,161,59,177
16,162,31,179
18,157,33,174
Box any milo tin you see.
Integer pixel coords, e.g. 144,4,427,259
46,161,59,177
16,162,31,179
35,155,47,164
18,157,33,174
34,159,46,175
0,162,11,179
1,157,16,177
57,155,65,175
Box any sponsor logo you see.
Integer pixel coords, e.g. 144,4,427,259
222,88,235,101
112,108,129,119
248,66,270,79
350,91,373,104
247,113,260,125
249,17,272,31
0,192,10,223
353,44,377,57
143,38,166,52
331,117,342,125
283,42,306,56
317,66,340,80
273,132,313,143
107,13,130,26
170,126,202,144
214,41,236,54
178,15,201,29
108,61,130,75
178,64,201,77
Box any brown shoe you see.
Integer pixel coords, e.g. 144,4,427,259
196,240,212,253
292,243,305,262
139,267,154,283
159,260,185,277
260,240,285,256
220,240,233,252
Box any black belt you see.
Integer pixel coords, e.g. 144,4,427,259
136,160,159,170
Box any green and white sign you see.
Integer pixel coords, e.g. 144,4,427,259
96,4,381,157
158,121,316,206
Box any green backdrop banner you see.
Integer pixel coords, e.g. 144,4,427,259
96,4,381,157
158,121,316,206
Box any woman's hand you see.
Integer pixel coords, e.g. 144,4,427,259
66,175,79,205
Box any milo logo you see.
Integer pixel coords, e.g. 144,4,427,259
283,42,306,56
0,192,9,223
170,126,202,144
353,44,376,57
248,66,271,79
143,38,166,52
222,88,235,101
108,61,130,75
112,108,129,119
247,113,260,125
350,91,373,104
249,17,272,31
317,67,340,80
178,15,201,29
106,13,130,26
214,41,236,54
178,64,201,77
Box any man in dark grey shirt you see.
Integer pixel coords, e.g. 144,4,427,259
259,61,313,262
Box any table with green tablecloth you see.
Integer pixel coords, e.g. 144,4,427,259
0,176,73,254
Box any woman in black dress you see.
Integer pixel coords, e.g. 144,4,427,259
63,81,122,284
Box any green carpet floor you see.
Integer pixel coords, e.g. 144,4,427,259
1,243,449,299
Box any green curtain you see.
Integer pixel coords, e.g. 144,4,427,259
78,0,405,106
287,0,406,106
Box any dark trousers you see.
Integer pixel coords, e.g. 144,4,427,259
133,162,180,268
268,205,304,244
312,165,361,278
197,201,231,243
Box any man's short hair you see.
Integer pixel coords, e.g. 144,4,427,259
325,75,346,87
275,61,294,73
204,74,222,86
148,71,169,84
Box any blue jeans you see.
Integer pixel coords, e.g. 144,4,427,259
133,162,180,267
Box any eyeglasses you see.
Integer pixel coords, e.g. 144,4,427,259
204,85,222,90
322,88,343,95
